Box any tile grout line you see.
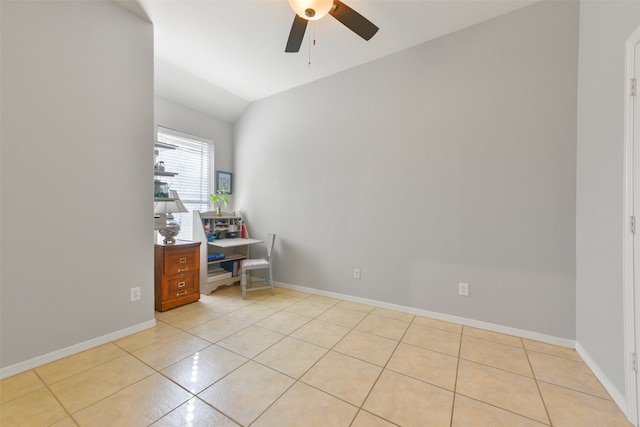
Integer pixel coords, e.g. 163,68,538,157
523,337,554,426
188,290,351,426
30,368,76,426
160,291,269,425
454,331,556,426
451,332,555,426
116,336,204,426
133,302,266,427
248,295,406,426
35,346,174,426
245,296,341,426
535,378,621,402
246,291,362,426
113,308,247,426
449,324,465,427
346,312,413,426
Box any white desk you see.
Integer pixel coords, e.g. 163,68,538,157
208,238,262,248
201,238,263,294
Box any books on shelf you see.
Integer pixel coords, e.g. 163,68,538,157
208,267,225,275
208,253,225,261
221,260,240,277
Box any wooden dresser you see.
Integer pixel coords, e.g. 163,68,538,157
154,240,200,311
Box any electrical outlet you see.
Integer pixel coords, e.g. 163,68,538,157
130,287,141,302
354,268,361,279
458,282,469,297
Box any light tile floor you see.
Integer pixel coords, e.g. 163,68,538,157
0,285,633,427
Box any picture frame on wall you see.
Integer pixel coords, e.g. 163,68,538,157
217,171,232,194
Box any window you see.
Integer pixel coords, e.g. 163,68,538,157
156,126,214,240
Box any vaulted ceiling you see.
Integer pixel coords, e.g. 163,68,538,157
133,0,539,122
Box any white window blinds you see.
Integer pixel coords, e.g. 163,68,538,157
156,126,214,240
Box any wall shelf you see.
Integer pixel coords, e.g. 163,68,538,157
154,141,177,151
154,171,178,177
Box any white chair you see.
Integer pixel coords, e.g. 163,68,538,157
240,233,276,299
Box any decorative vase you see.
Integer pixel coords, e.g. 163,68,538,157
158,221,180,244
216,206,222,216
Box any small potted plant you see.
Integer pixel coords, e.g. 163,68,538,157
210,189,229,216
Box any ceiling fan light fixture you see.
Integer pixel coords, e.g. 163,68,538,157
288,0,333,20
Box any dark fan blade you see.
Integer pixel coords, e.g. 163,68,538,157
329,0,378,41
285,15,308,53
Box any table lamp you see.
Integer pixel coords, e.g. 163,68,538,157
154,190,188,244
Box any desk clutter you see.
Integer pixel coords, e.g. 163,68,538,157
203,214,246,241
194,210,258,294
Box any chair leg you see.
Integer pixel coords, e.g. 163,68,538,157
268,265,274,295
240,269,247,299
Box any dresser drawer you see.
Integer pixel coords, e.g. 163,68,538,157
164,247,198,274
163,271,198,299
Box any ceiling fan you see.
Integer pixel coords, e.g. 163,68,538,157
285,0,379,53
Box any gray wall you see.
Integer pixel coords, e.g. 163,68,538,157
576,0,640,399
1,1,154,368
234,0,579,339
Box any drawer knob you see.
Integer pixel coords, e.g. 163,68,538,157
178,267,188,272
179,257,187,263
177,291,188,297
177,281,186,288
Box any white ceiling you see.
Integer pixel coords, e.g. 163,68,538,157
134,0,539,122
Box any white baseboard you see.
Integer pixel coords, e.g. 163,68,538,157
575,341,629,420
274,281,575,348
0,319,156,380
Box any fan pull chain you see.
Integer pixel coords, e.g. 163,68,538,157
308,21,317,67
308,30,311,66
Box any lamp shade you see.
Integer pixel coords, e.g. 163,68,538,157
154,190,188,214
288,0,333,20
